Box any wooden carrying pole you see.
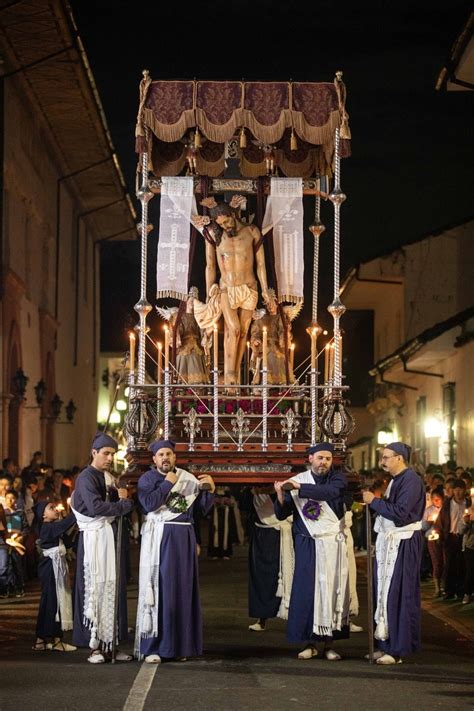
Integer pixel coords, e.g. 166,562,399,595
365,502,375,663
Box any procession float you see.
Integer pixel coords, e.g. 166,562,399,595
123,70,356,485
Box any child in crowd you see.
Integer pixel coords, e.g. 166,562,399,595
422,486,444,596
3,490,26,597
33,501,76,652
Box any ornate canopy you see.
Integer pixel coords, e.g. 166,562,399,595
135,73,351,179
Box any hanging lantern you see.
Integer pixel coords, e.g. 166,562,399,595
239,127,247,148
12,368,29,399
290,128,298,151
50,393,63,420
65,399,77,423
34,379,47,406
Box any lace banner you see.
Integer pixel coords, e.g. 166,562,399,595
156,176,196,300
262,178,304,303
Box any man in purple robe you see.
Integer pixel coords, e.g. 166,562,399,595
71,432,134,663
135,439,215,664
363,441,425,665
274,443,350,661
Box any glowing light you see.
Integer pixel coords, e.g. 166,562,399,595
377,428,393,445
424,417,442,438
109,410,121,424
116,399,127,411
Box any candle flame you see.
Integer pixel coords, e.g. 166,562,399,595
312,327,317,336
263,326,267,333
290,343,295,351
213,323,218,332
129,332,135,341
157,342,162,350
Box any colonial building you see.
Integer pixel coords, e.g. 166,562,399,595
342,218,474,470
0,1,135,468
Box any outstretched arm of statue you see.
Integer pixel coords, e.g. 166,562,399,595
205,239,217,299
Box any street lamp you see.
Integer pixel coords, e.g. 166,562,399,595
34,379,47,406
50,393,63,420
12,368,29,400
424,417,442,438
65,399,77,423
377,426,393,445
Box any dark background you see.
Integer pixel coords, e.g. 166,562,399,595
69,0,474,402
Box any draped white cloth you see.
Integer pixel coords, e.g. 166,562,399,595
157,176,197,300
134,469,200,657
374,512,422,641
261,177,304,303
42,542,73,631
70,502,116,651
344,510,359,616
290,471,350,636
253,493,294,620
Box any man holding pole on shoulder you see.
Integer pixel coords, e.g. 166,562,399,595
71,432,134,664
135,439,215,664
274,443,350,661
363,442,425,665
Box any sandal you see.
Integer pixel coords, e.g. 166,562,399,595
32,640,51,651
51,640,77,652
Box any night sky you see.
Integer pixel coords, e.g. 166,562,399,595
69,1,473,401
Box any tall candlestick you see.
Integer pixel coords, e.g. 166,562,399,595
471,487,474,508
129,332,136,372
290,342,295,374
246,340,250,385
329,343,335,380
213,323,218,371
324,343,330,382
262,326,268,371
164,326,170,371
310,328,316,370
157,341,162,385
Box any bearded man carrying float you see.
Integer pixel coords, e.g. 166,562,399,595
274,443,350,661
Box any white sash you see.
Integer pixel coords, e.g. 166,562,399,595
42,542,73,631
134,469,200,657
253,494,294,620
344,510,359,616
70,499,116,651
291,471,350,636
373,489,422,640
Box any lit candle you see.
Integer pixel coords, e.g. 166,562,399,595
262,326,268,370
246,340,250,384
324,343,330,382
290,342,295,373
213,323,218,371
310,328,316,370
164,326,170,371
157,341,162,385
471,487,474,507
129,332,136,372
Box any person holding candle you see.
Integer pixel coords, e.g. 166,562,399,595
135,439,215,663
274,443,350,661
433,478,469,601
363,442,426,665
71,432,134,663
422,486,445,597
32,501,77,652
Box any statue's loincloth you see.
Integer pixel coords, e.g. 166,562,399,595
222,284,258,311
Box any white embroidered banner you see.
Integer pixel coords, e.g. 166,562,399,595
261,178,304,303
156,176,197,300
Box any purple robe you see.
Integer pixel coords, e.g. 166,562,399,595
369,467,425,657
138,468,213,659
72,466,133,648
275,468,349,643
36,513,76,639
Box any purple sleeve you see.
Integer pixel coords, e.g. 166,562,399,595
274,493,293,520
299,472,346,502
78,475,133,517
369,475,424,524
138,475,174,513
199,491,214,516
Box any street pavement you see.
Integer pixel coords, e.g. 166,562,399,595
0,544,473,711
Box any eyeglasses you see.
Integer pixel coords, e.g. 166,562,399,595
380,454,399,461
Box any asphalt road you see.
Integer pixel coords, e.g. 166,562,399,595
0,545,473,711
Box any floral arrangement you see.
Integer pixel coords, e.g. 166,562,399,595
302,500,322,521
172,393,293,416
167,492,188,514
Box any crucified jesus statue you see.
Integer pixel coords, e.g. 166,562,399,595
202,201,275,387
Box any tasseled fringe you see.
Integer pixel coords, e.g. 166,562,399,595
145,583,155,606
239,126,247,148
290,128,298,151
143,610,153,634
194,127,202,148
156,290,188,301
276,573,283,599
375,619,388,641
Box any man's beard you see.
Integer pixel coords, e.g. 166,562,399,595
224,226,237,237
312,465,330,475
158,462,173,473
